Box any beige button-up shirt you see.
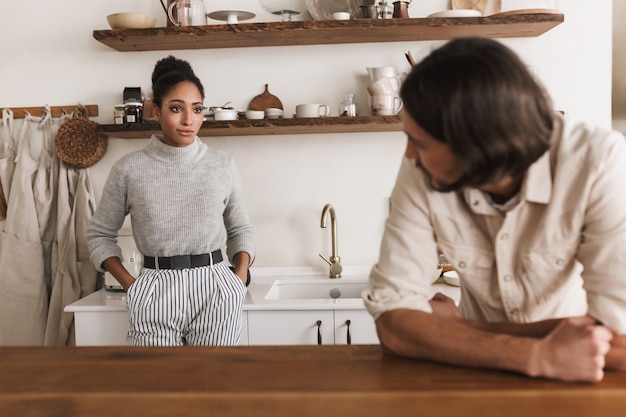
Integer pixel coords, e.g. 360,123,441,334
364,114,626,334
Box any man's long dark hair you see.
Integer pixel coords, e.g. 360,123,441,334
400,37,554,191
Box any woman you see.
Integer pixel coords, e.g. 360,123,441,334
88,56,254,346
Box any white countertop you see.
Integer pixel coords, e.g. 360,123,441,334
65,265,460,313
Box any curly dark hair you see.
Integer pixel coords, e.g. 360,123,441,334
400,37,554,191
151,55,205,108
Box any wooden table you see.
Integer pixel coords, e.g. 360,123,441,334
1,345,624,417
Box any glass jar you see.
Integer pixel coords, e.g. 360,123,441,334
339,93,357,117
378,0,393,19
113,105,125,124
124,102,143,124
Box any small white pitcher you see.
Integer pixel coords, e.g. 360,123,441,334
167,0,206,26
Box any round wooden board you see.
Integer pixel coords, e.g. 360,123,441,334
248,84,283,111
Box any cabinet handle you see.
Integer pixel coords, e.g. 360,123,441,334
345,320,351,345
316,320,322,345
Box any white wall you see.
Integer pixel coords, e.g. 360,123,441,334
0,0,613,269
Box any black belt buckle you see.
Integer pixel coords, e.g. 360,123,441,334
170,255,191,270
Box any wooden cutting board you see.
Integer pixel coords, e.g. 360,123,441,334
451,0,501,16
248,84,283,111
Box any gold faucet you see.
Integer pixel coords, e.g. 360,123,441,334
319,203,342,278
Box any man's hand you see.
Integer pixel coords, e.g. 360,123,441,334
429,292,462,319
533,316,613,382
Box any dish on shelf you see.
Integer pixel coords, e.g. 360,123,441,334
427,9,482,18
206,9,256,24
106,12,157,29
214,108,239,121
265,108,284,119
490,8,561,17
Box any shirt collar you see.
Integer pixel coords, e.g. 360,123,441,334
523,149,552,204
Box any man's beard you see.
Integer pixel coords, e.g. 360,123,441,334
414,160,459,193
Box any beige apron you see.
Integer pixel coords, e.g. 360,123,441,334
0,115,47,345
33,109,63,299
44,157,98,346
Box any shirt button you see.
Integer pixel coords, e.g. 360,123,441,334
556,258,564,266
504,274,513,282
501,233,509,240
458,261,466,269
510,309,519,315
473,200,480,206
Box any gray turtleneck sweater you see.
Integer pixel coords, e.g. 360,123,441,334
87,135,254,272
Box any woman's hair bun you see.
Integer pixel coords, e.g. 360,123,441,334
151,55,195,86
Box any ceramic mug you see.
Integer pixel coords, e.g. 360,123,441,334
367,77,401,96
370,94,403,116
296,104,329,118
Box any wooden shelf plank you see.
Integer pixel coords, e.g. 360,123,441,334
92,14,564,52
97,115,403,138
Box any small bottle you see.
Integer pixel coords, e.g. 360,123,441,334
113,105,125,124
339,93,357,117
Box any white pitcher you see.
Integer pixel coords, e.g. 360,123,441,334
366,66,399,83
167,0,206,26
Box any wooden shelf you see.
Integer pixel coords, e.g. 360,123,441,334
93,14,564,52
97,115,403,138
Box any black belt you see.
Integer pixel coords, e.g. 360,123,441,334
143,250,223,270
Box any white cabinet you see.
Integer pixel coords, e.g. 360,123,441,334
74,310,129,346
334,309,378,345
247,310,335,345
246,309,378,346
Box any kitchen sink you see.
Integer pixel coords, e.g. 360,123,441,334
264,278,370,300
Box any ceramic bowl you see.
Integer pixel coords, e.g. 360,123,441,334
214,108,239,121
442,271,460,287
246,110,265,120
107,12,157,29
264,108,284,119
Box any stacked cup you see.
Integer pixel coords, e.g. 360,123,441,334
366,66,403,116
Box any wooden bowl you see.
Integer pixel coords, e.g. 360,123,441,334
107,12,157,29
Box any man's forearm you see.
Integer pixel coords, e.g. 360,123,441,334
376,309,612,382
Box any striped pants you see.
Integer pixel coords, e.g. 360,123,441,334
125,262,247,346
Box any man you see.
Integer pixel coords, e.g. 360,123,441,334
364,37,626,382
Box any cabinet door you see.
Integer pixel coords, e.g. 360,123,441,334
334,310,379,345
74,311,129,346
247,310,334,345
